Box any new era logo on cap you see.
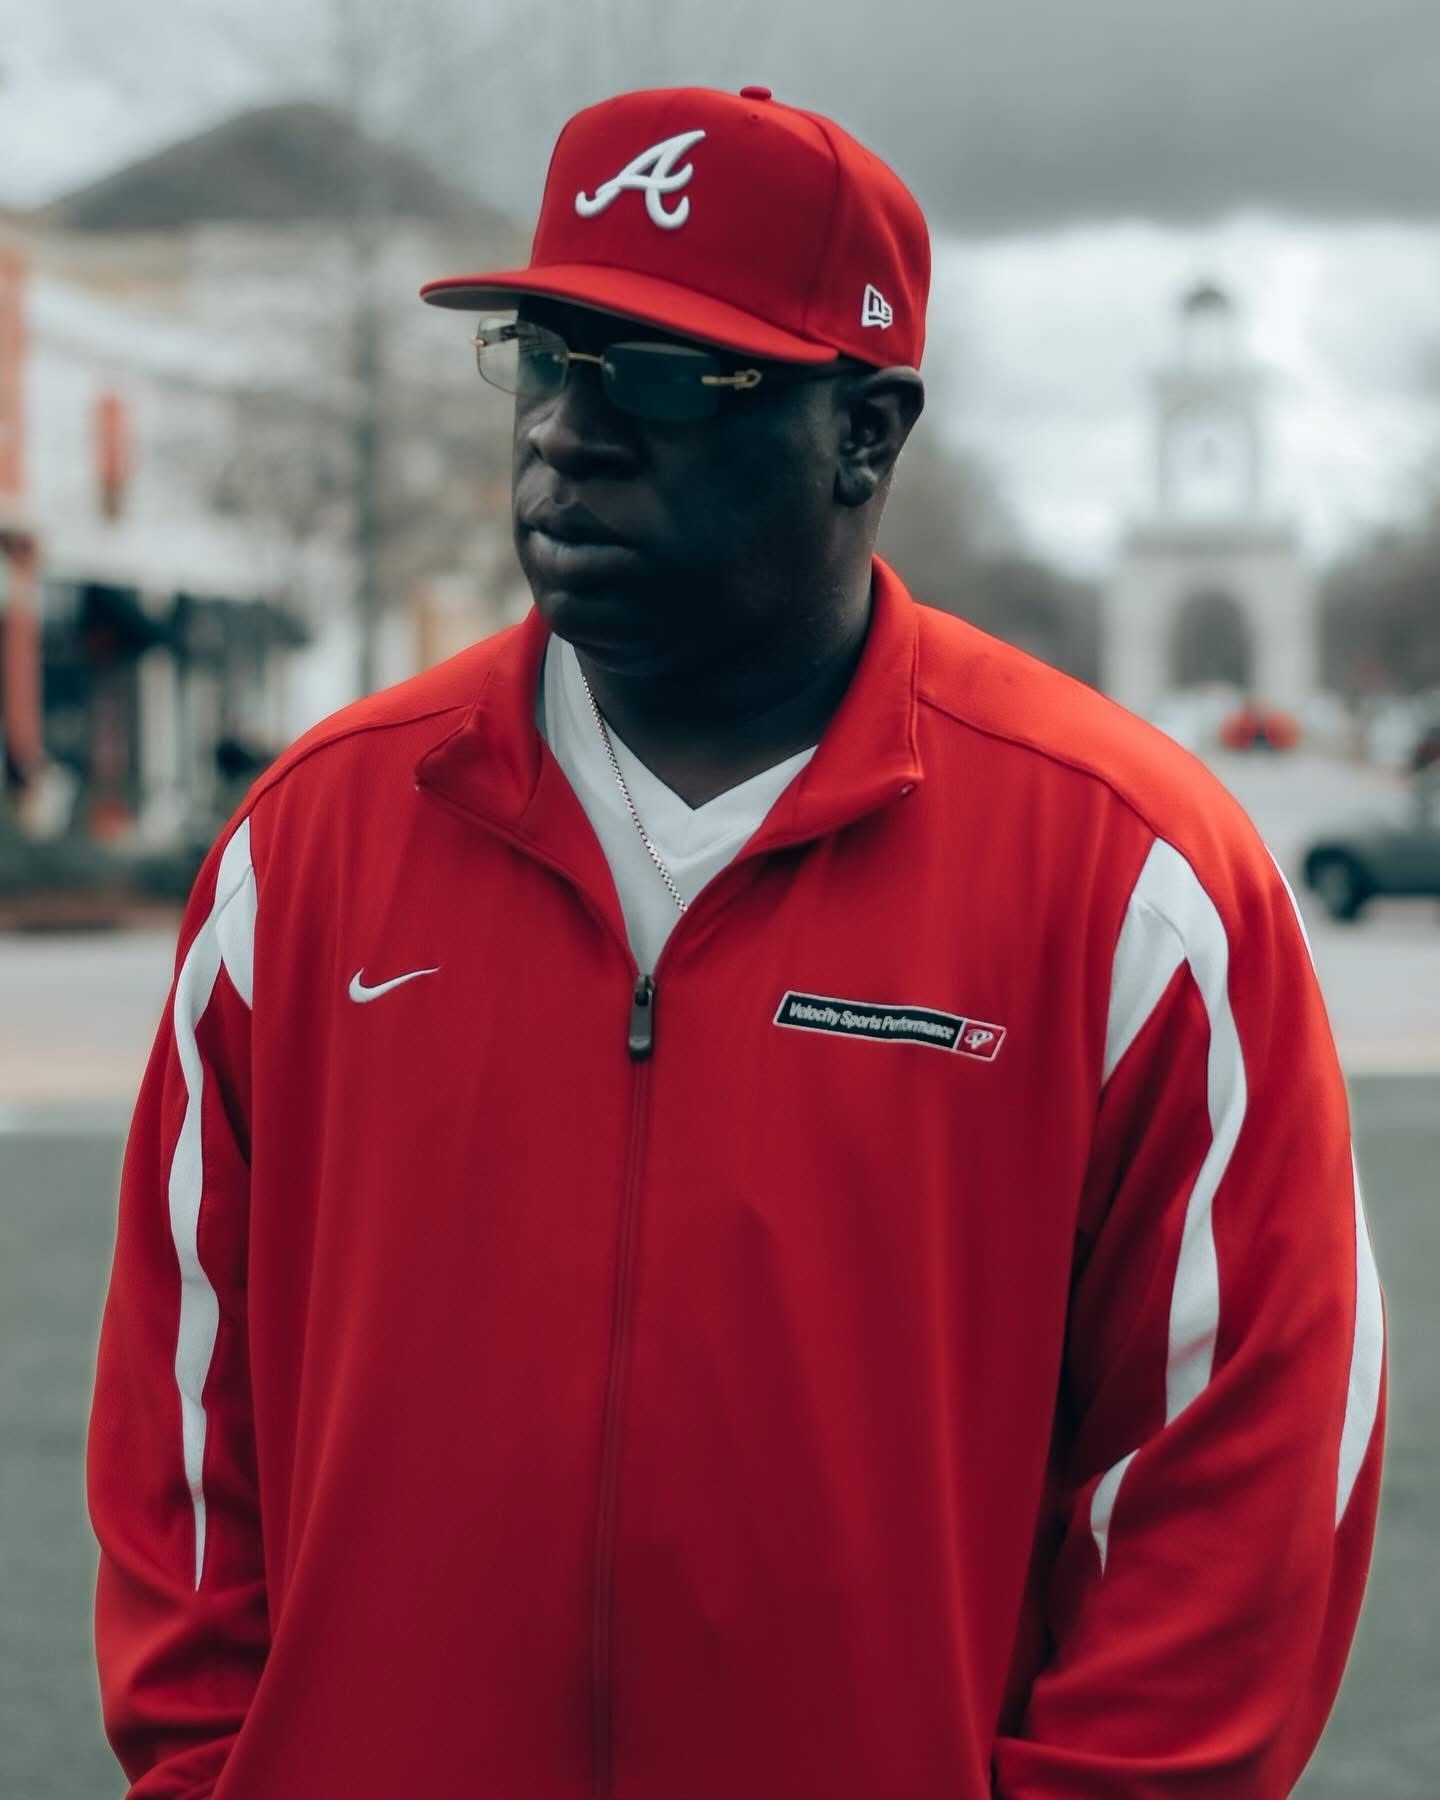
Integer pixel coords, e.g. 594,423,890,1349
861,283,894,329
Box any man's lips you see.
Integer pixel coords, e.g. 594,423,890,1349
518,502,633,549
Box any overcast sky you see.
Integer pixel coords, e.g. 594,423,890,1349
8,0,1440,230
4,0,1439,568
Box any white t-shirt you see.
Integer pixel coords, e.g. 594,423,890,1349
539,635,817,972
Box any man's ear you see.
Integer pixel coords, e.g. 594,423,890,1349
834,368,925,509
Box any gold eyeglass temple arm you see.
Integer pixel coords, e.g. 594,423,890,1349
701,369,763,390
471,338,763,390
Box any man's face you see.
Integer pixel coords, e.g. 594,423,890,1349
509,296,847,678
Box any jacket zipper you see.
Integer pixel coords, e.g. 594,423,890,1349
593,973,656,1797
626,973,655,1059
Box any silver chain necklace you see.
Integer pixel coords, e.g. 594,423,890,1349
578,669,688,914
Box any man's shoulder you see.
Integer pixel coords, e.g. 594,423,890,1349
249,621,524,809
913,605,1267,884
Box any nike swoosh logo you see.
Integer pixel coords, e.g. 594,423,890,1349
348,966,440,1003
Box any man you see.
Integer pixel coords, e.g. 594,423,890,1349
88,85,1384,1798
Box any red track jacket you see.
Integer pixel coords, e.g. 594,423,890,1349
88,559,1386,1798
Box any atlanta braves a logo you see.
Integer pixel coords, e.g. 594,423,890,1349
575,129,707,231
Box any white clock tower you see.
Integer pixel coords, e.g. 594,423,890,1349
1103,282,1317,716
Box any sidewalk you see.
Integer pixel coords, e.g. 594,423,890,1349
2,904,1439,1128
0,927,176,1122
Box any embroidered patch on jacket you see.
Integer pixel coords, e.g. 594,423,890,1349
773,991,1006,1059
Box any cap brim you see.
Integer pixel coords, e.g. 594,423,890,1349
419,264,840,365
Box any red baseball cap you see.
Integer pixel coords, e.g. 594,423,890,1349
420,85,929,369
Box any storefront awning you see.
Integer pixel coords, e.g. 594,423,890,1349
79,583,173,659
170,591,309,659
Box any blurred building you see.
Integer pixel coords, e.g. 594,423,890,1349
0,103,525,853
0,241,41,810
1104,283,1317,717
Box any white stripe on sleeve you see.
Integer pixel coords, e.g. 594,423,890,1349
1090,837,1246,1571
1265,849,1384,1525
167,817,257,1590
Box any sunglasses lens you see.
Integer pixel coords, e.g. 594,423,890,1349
604,343,722,421
474,318,568,399
518,331,569,400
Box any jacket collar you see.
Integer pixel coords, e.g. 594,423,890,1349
414,554,924,862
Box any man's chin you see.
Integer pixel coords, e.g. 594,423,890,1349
540,595,718,682
531,584,668,670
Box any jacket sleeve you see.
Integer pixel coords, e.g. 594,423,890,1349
87,813,267,1798
992,833,1387,1797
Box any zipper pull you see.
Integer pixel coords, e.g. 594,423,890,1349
628,975,656,1060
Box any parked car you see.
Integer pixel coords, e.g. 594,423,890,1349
1301,776,1440,920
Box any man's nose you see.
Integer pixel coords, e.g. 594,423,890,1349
521,362,640,479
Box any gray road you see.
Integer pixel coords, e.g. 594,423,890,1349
0,1080,1433,1798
